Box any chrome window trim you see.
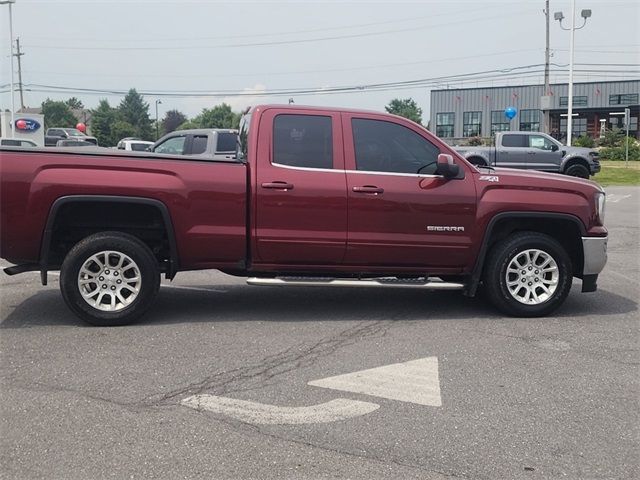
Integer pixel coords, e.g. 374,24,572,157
272,162,342,173
345,169,443,179
271,162,443,178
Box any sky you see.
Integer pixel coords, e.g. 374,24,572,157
0,0,638,123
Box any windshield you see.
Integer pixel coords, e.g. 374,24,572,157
66,129,85,137
131,142,151,151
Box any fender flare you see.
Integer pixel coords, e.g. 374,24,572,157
39,195,179,285
466,211,586,296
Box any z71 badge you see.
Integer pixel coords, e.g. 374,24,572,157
479,175,499,182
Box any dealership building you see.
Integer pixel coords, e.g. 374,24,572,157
429,79,639,141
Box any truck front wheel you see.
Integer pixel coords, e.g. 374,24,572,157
60,232,160,326
565,163,590,178
483,232,573,317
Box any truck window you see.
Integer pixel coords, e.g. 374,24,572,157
528,135,556,151
273,114,333,169
502,134,527,148
154,135,186,155
216,132,237,152
352,118,440,175
191,135,208,154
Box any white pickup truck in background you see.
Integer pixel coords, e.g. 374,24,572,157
150,128,238,160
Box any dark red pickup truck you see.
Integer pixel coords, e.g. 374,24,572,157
1,105,608,326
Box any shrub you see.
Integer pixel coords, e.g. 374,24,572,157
599,137,640,161
468,136,483,146
573,135,595,148
598,128,625,148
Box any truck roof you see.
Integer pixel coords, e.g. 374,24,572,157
252,104,392,117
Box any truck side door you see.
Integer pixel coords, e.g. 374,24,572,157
342,113,477,269
254,110,347,265
497,133,528,169
526,134,563,172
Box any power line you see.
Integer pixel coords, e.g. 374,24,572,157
24,9,539,51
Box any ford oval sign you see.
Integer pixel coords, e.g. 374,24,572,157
14,118,41,133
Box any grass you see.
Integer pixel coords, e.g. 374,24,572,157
594,161,640,187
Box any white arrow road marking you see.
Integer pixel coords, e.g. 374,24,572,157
308,357,442,407
607,194,631,203
181,395,379,425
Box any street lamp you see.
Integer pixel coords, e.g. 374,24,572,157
555,0,592,146
1,0,16,137
155,99,162,140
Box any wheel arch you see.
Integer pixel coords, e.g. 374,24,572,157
466,212,586,296
40,195,179,285
561,156,590,174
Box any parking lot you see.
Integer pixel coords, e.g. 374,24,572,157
1,186,638,480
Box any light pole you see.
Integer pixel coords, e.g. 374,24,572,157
555,2,591,146
1,0,16,137
155,99,162,140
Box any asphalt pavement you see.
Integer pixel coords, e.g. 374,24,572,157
1,186,638,480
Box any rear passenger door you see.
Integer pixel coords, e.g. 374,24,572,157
254,110,347,265
497,134,528,169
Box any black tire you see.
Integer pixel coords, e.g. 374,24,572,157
565,163,590,179
468,157,487,167
483,232,573,317
60,232,160,326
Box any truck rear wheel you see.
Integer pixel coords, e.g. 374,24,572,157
483,232,573,317
60,232,160,326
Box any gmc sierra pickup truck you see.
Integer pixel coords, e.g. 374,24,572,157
0,105,608,326
455,131,600,178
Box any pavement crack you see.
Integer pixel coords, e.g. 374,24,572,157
142,320,393,406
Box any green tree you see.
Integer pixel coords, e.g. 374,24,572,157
41,99,77,129
65,97,84,110
385,98,423,125
117,88,153,140
90,99,118,146
111,120,138,142
193,103,240,129
161,109,187,135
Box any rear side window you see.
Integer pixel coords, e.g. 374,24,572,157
191,135,208,154
273,114,333,169
502,134,527,147
216,132,237,152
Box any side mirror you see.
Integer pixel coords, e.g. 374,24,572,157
437,154,460,179
551,144,559,152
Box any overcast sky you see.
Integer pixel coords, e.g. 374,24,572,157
1,0,638,122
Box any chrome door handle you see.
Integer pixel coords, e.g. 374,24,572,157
353,186,384,195
261,181,294,190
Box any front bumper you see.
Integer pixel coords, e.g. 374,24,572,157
581,236,608,292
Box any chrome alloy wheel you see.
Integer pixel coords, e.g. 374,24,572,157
505,249,559,305
77,250,141,312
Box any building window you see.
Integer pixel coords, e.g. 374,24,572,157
435,112,454,138
519,110,540,131
491,111,510,135
463,111,481,137
560,117,587,138
609,93,639,105
559,96,588,107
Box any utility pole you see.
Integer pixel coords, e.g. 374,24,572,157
14,37,25,110
543,1,551,134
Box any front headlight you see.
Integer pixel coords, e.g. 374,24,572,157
595,191,606,225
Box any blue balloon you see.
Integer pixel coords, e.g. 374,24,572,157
504,107,517,120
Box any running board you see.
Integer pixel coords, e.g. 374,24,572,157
246,277,465,290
